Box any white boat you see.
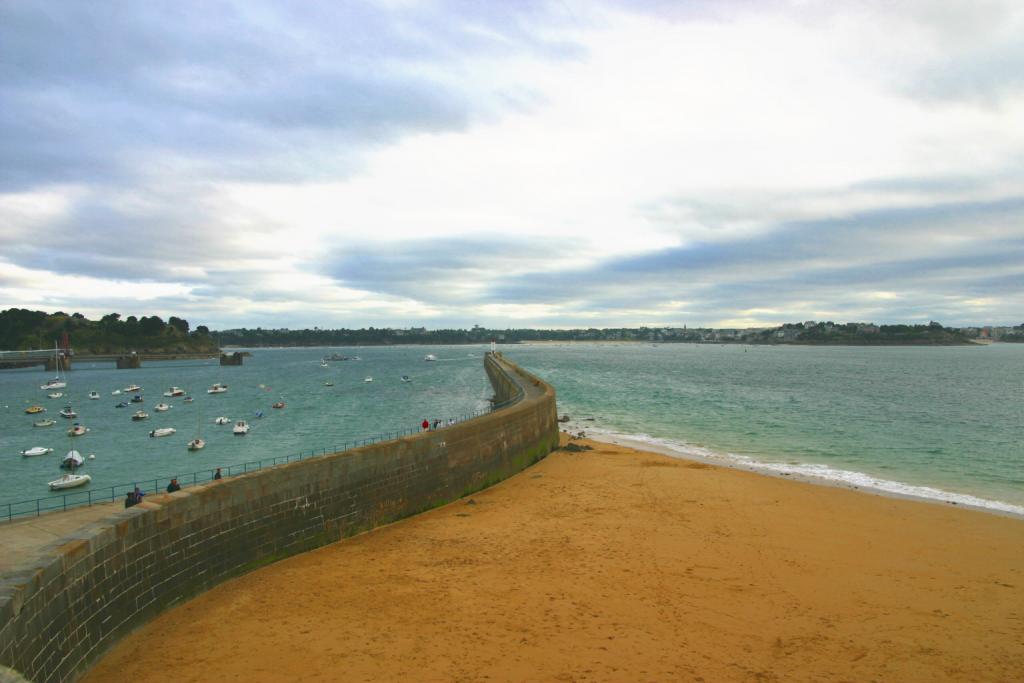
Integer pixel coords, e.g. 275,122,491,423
59,406,77,419
33,418,56,427
49,473,91,490
401,375,412,383
320,359,328,367
131,410,149,421
111,389,122,395
61,450,85,468
187,404,204,451
214,416,230,425
207,383,229,394
40,377,66,391
154,403,171,412
364,377,373,383
88,391,100,400
163,387,186,397
47,392,63,399
424,354,438,361
149,427,176,438
67,424,89,437
130,394,144,403
324,381,334,387
40,343,68,390
20,446,53,457
232,420,249,435
123,384,142,393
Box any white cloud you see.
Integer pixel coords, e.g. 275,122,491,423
2,0,1023,327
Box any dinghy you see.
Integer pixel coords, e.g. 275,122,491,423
49,473,91,490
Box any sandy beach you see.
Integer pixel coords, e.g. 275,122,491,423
86,435,1024,682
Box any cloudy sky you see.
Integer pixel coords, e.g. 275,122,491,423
2,0,1022,330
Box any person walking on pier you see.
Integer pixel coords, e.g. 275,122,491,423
421,418,429,431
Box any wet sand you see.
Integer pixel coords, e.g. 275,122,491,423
86,436,1024,682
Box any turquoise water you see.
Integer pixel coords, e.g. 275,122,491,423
507,343,1024,515
0,346,492,511
2,343,1022,516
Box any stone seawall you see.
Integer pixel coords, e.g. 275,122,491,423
0,354,557,683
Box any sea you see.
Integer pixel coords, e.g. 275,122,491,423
1,343,1022,518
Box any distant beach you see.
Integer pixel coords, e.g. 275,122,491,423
86,435,1024,682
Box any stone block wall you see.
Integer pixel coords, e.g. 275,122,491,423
0,354,557,683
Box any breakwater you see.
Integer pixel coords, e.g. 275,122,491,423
0,353,557,682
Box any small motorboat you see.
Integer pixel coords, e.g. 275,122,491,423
320,359,329,367
25,405,46,414
111,389,122,395
59,406,77,419
88,391,100,400
68,423,89,437
401,375,412,383
48,392,64,399
33,418,56,427
207,383,229,394
183,396,194,403
49,473,91,490
88,453,95,460
115,401,129,408
214,416,230,425
364,377,373,383
149,427,176,438
21,446,53,457
232,420,249,435
130,395,144,403
424,354,438,361
324,381,334,387
131,410,149,421
272,401,285,409
123,384,142,393
187,438,206,451
154,403,171,412
163,387,186,397
61,450,85,469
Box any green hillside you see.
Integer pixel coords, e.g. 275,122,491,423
0,309,218,354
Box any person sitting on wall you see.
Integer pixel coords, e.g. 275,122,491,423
133,487,144,504
166,478,181,493
421,419,429,431
214,467,222,480
125,491,136,508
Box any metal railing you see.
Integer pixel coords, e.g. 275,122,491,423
3,389,523,523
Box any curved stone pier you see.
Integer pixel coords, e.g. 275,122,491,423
0,353,557,682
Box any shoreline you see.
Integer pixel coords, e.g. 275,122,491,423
85,435,1024,682
568,422,1024,520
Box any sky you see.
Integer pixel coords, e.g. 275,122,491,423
1,0,1022,330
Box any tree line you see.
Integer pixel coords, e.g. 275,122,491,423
0,308,216,354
